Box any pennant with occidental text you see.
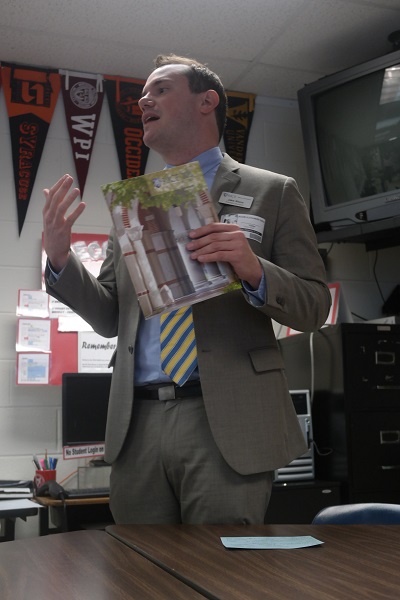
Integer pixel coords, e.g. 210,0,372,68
60,71,104,197
104,75,149,180
2,63,61,234
224,91,256,164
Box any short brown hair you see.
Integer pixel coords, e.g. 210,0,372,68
154,54,227,139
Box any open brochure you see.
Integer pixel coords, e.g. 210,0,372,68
101,162,240,318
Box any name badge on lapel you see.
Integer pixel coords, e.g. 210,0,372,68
219,192,254,208
220,214,265,243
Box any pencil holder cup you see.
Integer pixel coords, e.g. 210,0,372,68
34,469,56,489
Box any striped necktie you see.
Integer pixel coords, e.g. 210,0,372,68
160,306,197,386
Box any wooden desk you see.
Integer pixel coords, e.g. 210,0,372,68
35,496,113,535
107,523,400,600
0,502,38,542
0,529,204,600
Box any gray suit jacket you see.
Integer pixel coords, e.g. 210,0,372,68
46,154,331,475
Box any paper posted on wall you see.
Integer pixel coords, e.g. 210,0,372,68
101,162,240,318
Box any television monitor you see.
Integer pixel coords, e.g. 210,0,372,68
61,372,111,447
297,48,400,239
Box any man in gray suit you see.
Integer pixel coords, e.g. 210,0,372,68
43,54,331,524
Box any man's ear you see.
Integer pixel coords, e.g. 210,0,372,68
199,89,220,114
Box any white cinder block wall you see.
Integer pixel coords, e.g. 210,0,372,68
0,86,399,539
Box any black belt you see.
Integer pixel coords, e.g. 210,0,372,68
134,381,202,401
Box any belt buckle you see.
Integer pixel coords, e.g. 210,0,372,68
158,384,176,401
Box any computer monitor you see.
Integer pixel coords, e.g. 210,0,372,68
61,372,112,449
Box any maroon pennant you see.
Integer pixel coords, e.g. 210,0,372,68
2,63,61,234
104,75,149,179
61,71,104,197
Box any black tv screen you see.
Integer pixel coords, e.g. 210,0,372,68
298,48,400,237
62,372,112,447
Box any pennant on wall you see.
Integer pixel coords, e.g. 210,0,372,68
60,71,104,197
104,75,149,180
224,91,256,164
2,63,61,234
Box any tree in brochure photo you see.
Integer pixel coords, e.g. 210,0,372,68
102,162,240,318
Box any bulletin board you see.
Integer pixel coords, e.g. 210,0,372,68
16,233,116,385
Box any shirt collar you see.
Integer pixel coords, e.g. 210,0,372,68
166,147,223,190
166,147,223,168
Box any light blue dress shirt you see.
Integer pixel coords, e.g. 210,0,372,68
135,147,224,384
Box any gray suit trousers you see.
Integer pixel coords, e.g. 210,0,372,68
110,395,273,524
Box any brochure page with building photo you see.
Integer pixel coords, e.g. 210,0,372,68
102,161,240,318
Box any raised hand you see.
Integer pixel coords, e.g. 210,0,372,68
42,174,86,272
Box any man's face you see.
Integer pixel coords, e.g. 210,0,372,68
139,65,202,158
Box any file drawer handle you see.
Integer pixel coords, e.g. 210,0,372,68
376,385,400,390
380,430,400,444
375,351,395,365
381,465,400,470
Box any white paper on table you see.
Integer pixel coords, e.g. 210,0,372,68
220,536,324,550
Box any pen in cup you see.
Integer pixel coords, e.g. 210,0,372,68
33,453,58,471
